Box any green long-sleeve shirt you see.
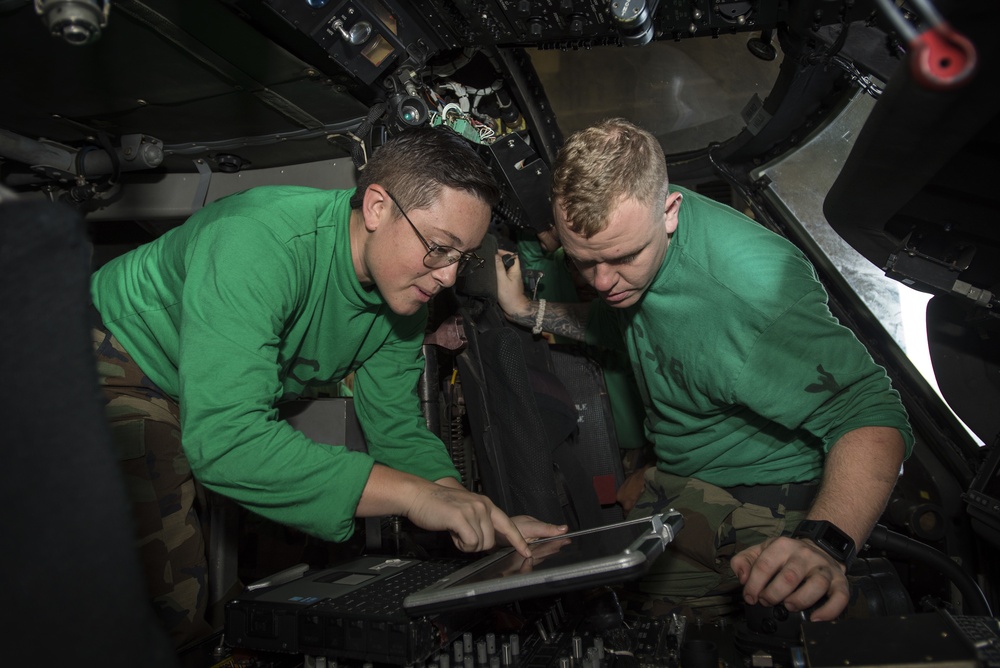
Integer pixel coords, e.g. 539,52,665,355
91,186,459,541
586,186,913,486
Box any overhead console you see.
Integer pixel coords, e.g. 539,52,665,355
0,0,884,221
241,0,791,84
408,0,788,47
237,1,456,86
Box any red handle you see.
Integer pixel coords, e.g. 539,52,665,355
909,22,977,90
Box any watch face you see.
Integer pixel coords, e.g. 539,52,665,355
794,520,855,563
820,533,853,557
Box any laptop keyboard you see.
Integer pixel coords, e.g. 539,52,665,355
322,559,466,616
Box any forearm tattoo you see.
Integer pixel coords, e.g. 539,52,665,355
507,300,590,342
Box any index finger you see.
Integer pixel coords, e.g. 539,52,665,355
492,507,532,558
740,539,788,603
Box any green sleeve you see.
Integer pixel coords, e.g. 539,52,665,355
734,286,914,458
177,216,374,542
353,312,460,483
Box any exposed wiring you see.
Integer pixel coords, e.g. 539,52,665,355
828,54,885,98
804,22,884,99
347,101,386,171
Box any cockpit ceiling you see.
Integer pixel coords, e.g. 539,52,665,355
2,1,374,171
1,0,801,172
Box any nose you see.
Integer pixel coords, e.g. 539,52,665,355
430,262,460,287
591,263,617,293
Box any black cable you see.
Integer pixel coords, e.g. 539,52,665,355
350,101,388,171
867,524,993,617
96,130,120,191
69,145,101,204
74,145,99,179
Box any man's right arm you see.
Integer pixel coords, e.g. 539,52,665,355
494,251,590,341
358,464,541,558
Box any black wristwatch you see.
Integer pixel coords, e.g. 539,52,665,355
790,519,857,570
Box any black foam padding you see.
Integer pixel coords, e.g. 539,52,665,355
0,199,178,667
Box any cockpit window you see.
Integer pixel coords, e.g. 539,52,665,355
531,33,783,153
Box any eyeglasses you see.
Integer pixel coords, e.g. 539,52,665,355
384,190,485,276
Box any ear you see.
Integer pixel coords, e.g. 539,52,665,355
361,185,391,233
552,199,570,235
663,191,683,234
538,225,561,253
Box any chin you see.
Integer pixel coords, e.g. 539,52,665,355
605,290,643,309
386,297,424,317
607,300,637,310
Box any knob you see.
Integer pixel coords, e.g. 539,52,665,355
528,18,543,39
331,19,372,45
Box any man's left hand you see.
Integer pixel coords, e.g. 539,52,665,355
731,536,850,621
616,464,653,514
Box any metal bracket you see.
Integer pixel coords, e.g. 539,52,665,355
191,158,212,212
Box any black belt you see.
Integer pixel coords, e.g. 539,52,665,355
725,482,819,511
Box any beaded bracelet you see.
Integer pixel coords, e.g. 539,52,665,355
532,299,547,335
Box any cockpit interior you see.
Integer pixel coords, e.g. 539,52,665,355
2,0,998,666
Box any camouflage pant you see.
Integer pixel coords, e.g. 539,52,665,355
92,325,213,648
621,468,814,621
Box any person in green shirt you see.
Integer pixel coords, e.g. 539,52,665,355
495,118,912,623
91,126,566,647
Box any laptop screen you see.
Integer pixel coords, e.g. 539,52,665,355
403,511,683,615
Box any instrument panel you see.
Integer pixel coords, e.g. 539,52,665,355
191,588,1000,668
244,0,789,90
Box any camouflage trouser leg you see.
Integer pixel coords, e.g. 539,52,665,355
620,468,811,621
92,326,212,648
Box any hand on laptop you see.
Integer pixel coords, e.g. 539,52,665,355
357,466,525,555
415,478,537,558
509,515,569,543
357,467,568,559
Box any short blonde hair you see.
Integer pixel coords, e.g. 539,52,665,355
552,118,668,238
